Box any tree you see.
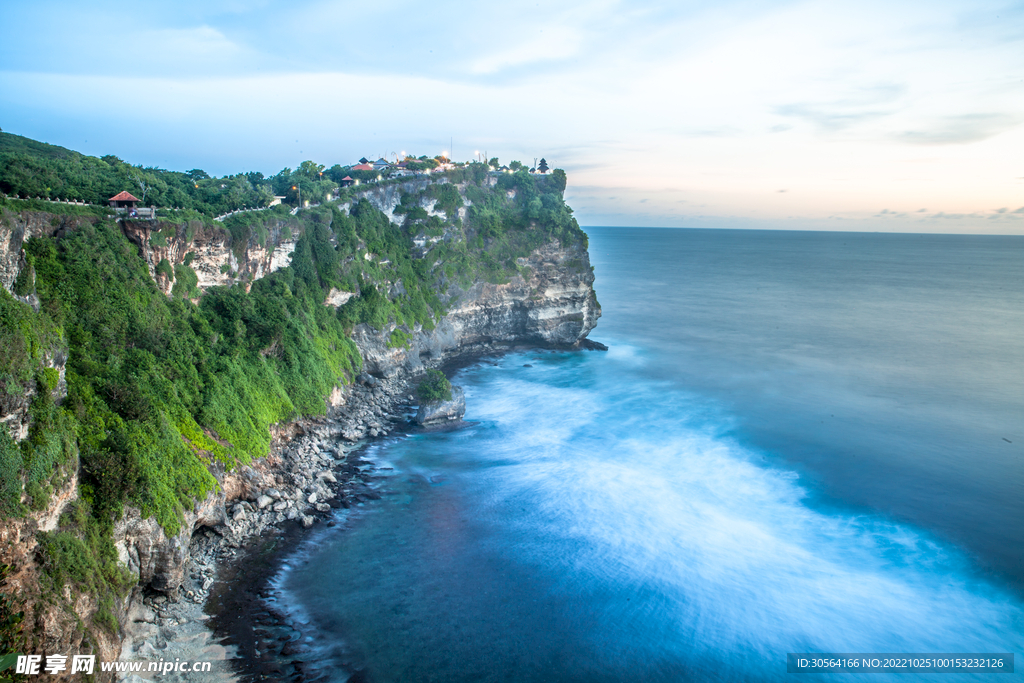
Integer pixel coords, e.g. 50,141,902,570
509,160,524,172
187,169,210,181
488,157,499,168
127,169,150,204
297,160,325,181
550,168,567,195
538,158,549,173
325,164,348,183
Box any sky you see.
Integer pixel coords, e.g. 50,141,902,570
1,0,1022,233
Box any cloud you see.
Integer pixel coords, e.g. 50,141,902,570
774,84,907,133
469,26,583,75
893,113,1024,145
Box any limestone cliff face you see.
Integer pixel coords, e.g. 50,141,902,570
120,218,298,295
355,238,600,378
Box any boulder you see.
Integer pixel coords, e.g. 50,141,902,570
415,386,466,426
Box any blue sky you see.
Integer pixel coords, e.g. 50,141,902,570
2,0,1022,233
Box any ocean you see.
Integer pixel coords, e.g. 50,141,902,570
274,228,1024,682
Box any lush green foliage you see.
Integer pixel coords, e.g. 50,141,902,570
36,500,134,633
0,133,276,216
0,137,590,641
416,369,452,404
333,200,446,333
0,212,360,535
0,565,24,662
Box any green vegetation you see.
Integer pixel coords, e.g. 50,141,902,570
416,370,452,404
155,258,174,281
0,213,361,537
0,133,590,644
0,565,24,670
0,151,586,530
36,500,134,633
0,133,341,215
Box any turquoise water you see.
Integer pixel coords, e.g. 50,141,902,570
279,228,1024,681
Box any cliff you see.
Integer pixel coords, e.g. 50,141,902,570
0,168,599,679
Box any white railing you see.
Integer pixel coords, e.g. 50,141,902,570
213,205,276,222
13,197,96,207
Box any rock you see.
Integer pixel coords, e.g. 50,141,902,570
301,515,315,528
273,501,288,512
307,492,317,504
317,471,337,483
415,386,466,426
315,503,331,513
578,337,608,351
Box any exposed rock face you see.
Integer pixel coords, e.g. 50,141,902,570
415,386,466,425
0,348,67,443
356,238,600,377
0,209,98,299
114,487,227,593
0,471,121,679
120,218,298,295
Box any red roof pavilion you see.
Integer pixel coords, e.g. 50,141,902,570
108,191,140,208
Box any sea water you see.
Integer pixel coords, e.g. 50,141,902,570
279,228,1023,682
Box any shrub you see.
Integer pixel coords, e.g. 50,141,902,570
155,258,174,281
417,370,452,404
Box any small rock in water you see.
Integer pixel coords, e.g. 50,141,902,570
301,515,315,528
523,364,532,367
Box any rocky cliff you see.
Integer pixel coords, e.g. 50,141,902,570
0,174,600,679
355,238,599,379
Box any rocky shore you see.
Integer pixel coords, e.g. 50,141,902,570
115,339,536,681
117,367,420,681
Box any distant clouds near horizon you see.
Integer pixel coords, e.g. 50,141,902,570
1,0,1022,234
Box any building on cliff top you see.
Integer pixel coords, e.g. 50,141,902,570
109,191,155,218
108,191,139,208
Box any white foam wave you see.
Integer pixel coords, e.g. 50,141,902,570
463,354,1024,674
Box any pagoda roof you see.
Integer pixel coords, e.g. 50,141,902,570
109,191,140,202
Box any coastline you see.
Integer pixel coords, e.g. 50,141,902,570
116,342,567,681
117,358,419,681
